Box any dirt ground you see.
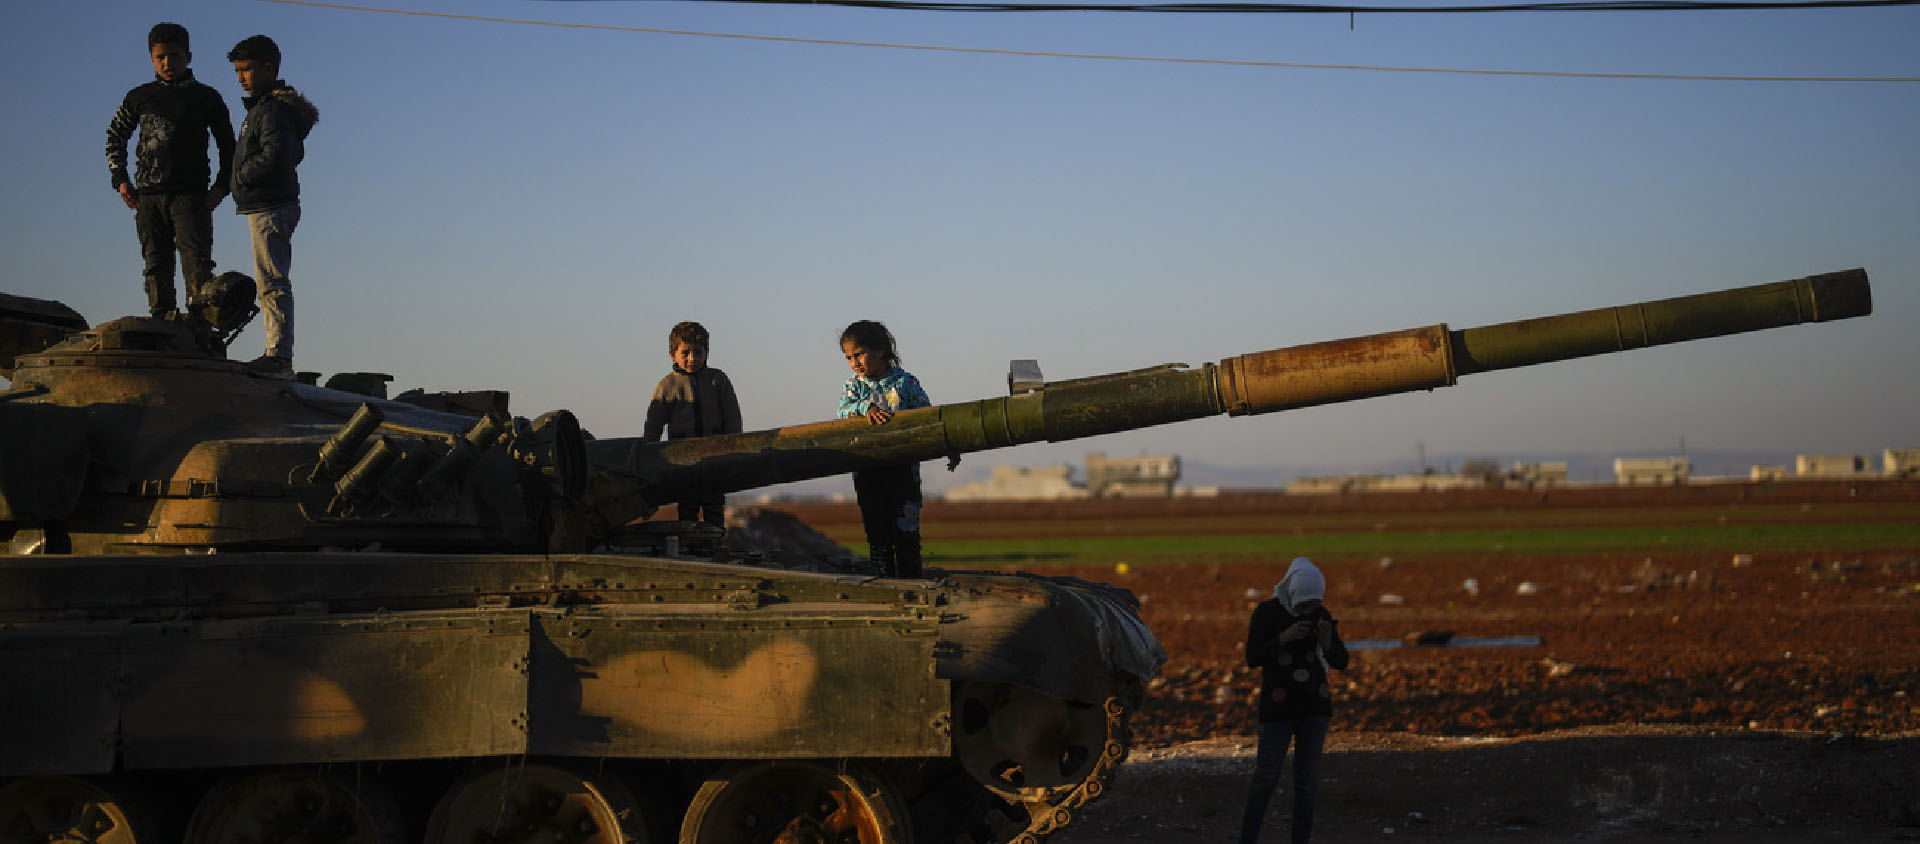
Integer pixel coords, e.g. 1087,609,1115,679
1047,548,1920,844
1050,727,1920,843
770,483,1920,842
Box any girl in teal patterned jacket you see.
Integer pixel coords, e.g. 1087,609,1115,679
837,320,930,577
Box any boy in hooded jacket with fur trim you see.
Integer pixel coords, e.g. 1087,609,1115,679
227,34,318,380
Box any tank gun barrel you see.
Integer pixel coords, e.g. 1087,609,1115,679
1448,267,1871,375
578,269,1868,529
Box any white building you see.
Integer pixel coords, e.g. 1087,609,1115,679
1510,461,1568,487
944,452,1186,500
1884,448,1920,477
945,464,1089,501
1614,457,1691,485
1085,453,1180,497
1284,472,1486,494
1795,454,1872,478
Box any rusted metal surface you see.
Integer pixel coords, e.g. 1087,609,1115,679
1217,325,1455,416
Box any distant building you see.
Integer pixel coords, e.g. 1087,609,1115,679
1085,452,1179,497
1173,485,1222,497
1795,454,1872,478
1614,457,1690,485
1370,474,1485,492
1509,461,1568,487
945,464,1089,501
1884,448,1920,477
944,453,1182,500
1749,465,1789,482
1286,475,1361,495
1285,471,1486,494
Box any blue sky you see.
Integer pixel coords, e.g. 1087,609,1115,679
3,0,1915,490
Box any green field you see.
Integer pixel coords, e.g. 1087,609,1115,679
821,503,1920,566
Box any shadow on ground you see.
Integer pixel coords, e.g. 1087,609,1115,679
1053,727,1920,843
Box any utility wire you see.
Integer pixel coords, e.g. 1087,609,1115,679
257,0,1920,82
545,0,1920,11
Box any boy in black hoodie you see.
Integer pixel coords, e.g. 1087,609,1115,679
106,22,236,320
228,34,318,379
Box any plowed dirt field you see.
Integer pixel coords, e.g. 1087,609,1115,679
775,481,1920,842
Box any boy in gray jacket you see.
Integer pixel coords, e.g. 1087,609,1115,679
643,321,744,527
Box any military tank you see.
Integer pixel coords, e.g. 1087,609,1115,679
0,269,1873,844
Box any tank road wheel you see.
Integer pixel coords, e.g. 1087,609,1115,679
951,682,1113,799
949,683,1136,843
0,776,164,844
678,761,911,844
182,768,407,844
422,760,655,844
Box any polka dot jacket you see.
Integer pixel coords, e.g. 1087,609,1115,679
838,367,931,419
1244,598,1351,723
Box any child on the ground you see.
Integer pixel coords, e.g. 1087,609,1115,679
1238,556,1351,844
227,34,318,379
106,22,236,320
836,320,931,578
643,321,743,528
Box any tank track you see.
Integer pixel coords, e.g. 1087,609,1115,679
956,693,1135,844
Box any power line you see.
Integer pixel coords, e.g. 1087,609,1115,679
258,0,1920,82
545,0,1920,12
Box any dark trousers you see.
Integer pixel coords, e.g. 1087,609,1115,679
135,191,214,316
1238,716,1330,844
853,465,922,578
676,499,725,529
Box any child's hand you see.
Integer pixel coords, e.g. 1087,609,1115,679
865,406,893,425
1278,620,1315,645
116,183,137,210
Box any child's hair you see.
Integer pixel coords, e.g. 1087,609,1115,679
149,22,189,50
668,321,709,353
840,320,900,368
227,34,281,67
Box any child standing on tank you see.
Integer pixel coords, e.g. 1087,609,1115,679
643,321,743,528
836,320,930,578
1239,556,1350,844
106,22,236,320
227,34,318,379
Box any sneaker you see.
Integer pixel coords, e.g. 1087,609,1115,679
246,354,293,379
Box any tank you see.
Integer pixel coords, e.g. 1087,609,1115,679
0,269,1873,844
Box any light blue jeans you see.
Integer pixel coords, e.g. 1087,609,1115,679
247,203,300,359
1238,716,1329,844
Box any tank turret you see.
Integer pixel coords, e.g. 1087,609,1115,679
0,268,1872,844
